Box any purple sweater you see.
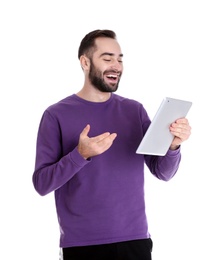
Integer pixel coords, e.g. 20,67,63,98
32,93,181,248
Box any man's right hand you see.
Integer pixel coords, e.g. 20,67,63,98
77,124,117,160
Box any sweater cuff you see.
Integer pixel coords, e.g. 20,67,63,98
69,146,92,167
167,145,181,156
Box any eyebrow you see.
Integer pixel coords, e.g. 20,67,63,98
99,52,124,58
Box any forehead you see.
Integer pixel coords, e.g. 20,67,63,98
94,37,123,58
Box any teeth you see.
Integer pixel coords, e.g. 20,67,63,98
107,74,117,78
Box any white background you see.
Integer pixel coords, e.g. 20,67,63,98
1,0,214,259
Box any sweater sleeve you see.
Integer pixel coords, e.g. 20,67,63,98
144,147,181,181
32,110,91,196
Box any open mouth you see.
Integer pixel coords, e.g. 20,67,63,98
105,73,120,83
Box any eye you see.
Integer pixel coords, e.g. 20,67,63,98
103,59,111,62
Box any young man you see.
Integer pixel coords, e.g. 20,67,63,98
32,29,191,260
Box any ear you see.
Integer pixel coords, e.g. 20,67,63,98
80,55,90,70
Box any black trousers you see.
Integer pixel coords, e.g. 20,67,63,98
62,238,153,260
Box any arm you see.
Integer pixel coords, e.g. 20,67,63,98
144,148,181,181
32,111,90,196
144,117,191,181
32,112,117,196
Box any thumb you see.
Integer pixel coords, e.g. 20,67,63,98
80,124,90,137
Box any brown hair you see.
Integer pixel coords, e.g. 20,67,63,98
78,29,117,59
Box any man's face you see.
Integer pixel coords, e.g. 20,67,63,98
88,37,123,93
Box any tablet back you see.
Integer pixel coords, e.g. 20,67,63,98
136,97,192,156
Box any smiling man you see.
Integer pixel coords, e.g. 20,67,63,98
32,29,191,260
78,34,123,98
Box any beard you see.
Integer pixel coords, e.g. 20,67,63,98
89,61,121,93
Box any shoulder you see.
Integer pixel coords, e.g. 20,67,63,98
112,93,148,115
112,93,143,106
45,94,77,113
111,94,150,125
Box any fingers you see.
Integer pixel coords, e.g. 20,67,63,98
169,117,191,146
91,132,117,143
171,118,191,136
94,132,117,153
81,124,116,143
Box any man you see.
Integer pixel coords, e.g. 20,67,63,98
32,29,191,260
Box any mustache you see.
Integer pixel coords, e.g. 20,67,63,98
104,69,122,76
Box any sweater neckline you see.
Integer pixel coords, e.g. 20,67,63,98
73,93,114,105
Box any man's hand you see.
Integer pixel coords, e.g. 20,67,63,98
169,118,191,150
77,124,117,159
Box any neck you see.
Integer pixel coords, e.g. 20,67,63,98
76,86,112,102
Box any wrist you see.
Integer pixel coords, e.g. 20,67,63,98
170,145,180,150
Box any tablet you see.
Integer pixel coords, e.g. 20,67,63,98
136,97,192,156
